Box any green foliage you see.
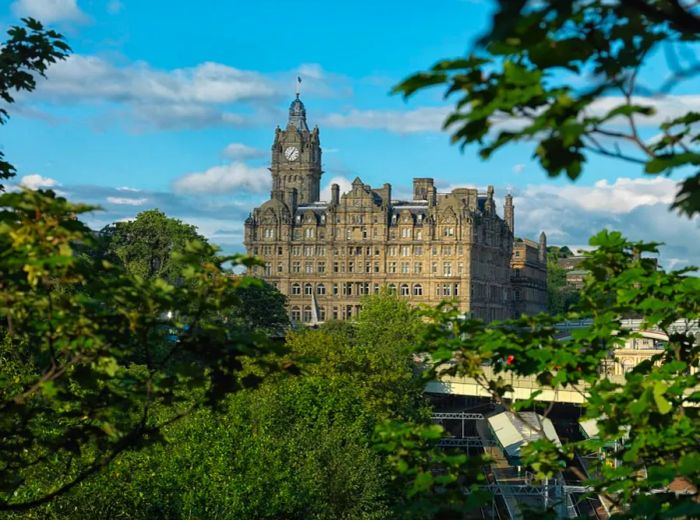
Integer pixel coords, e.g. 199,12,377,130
0,18,69,185
413,230,699,518
226,278,289,336
0,189,280,511
96,209,213,282
546,250,580,314
394,1,700,216
23,310,428,519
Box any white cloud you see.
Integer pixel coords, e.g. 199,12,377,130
20,174,60,189
11,0,88,23
222,143,265,160
587,95,700,126
322,106,449,133
172,162,270,195
530,177,677,214
513,163,526,174
106,196,147,205
116,186,141,192
29,55,276,130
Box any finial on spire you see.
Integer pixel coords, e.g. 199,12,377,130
296,76,302,98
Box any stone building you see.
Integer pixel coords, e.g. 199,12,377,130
510,232,548,316
244,95,544,323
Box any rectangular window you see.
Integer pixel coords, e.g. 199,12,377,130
304,246,313,256
264,262,272,276
443,246,452,256
333,261,339,273
277,246,283,255
443,262,452,276
401,246,410,256
316,246,325,256
277,263,283,273
414,246,422,256
292,261,301,273
348,261,354,273
388,261,397,273
432,247,438,256
416,230,423,240
292,246,301,256
401,228,411,238
431,261,438,274
388,246,397,256
305,262,313,274
401,262,410,274
317,262,325,273
305,228,314,239
374,262,380,273
458,262,464,275
414,262,422,274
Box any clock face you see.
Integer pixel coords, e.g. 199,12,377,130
284,146,300,161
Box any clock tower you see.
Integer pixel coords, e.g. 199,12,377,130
270,94,322,204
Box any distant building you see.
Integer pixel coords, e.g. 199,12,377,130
510,233,548,316
243,94,547,323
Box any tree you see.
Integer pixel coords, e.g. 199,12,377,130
226,278,289,336
394,0,700,217
379,3,700,517
546,248,580,314
0,18,69,186
0,190,284,511
21,313,428,519
97,209,214,282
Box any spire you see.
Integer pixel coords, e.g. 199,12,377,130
288,77,309,131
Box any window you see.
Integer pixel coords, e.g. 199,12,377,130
304,246,314,256
304,283,313,295
443,283,452,296
291,283,301,295
388,246,397,256
414,262,422,274
346,228,352,240
398,283,409,296
388,261,397,273
264,228,274,239
362,228,368,239
292,246,301,256
457,262,464,275
373,283,380,294
317,284,326,295
431,262,437,274
277,262,283,273
263,245,272,255
416,230,423,240
454,283,460,296
348,261,354,273
303,306,312,322
414,246,422,256
264,262,272,276
443,227,454,237
443,262,452,276
401,246,410,256
318,306,326,321
401,262,410,274
359,282,369,295
401,228,411,239
387,284,397,294
277,246,283,255
305,262,313,274
432,247,438,256
373,262,380,273
317,262,325,273
413,284,423,296
333,284,339,295
305,228,314,239
442,246,452,255
291,306,301,322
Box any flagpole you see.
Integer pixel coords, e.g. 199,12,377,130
296,76,302,98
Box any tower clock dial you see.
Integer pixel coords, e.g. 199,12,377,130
284,146,300,161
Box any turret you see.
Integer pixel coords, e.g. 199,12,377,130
504,193,514,234
539,232,547,263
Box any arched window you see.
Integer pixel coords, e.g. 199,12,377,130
291,306,301,322
400,283,410,296
291,283,301,295
387,283,396,295
304,283,313,295
413,284,423,296
316,284,326,295
303,305,312,322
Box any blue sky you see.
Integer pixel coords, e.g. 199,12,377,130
2,0,698,266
